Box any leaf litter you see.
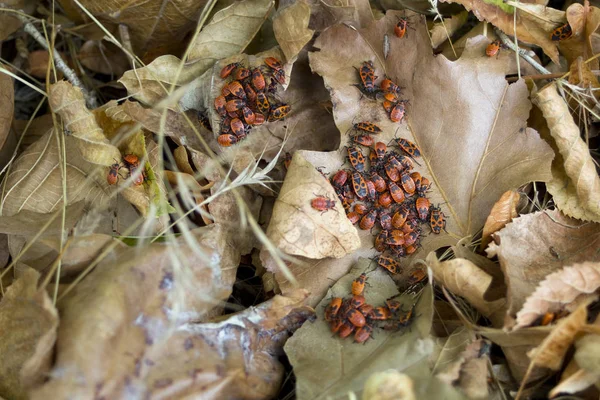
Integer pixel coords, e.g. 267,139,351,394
2,0,600,398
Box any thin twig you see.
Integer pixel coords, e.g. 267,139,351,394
13,13,97,108
494,28,551,75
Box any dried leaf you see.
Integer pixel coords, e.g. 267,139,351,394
431,327,476,377
429,12,469,49
284,259,435,399
27,50,61,79
267,152,360,259
427,253,506,327
49,81,120,166
480,190,520,251
0,73,14,159
188,0,274,63
273,1,315,61
526,301,588,371
119,55,205,105
78,40,130,77
29,226,251,399
0,267,58,400
515,262,600,329
477,324,553,382
549,366,600,398
58,0,208,60
487,209,600,321
534,83,600,222
0,129,108,216
0,202,85,238
362,371,417,400
574,334,600,378
439,0,562,64
559,4,600,69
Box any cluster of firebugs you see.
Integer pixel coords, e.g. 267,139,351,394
209,57,290,147
324,269,426,343
107,154,146,186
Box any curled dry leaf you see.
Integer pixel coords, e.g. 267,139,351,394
549,365,600,398
58,0,207,61
559,4,600,69
187,0,274,64
549,333,600,397
49,81,120,166
0,267,58,400
284,258,435,400
0,73,14,160
480,190,520,251
526,300,589,372
429,11,469,49
266,152,360,259
534,83,600,222
0,129,108,216
273,1,315,61
515,262,600,329
426,253,506,327
487,209,600,321
78,40,130,77
119,55,205,105
439,0,562,64
30,225,247,399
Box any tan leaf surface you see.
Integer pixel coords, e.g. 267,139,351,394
0,129,109,216
273,1,315,61
78,40,130,77
58,0,207,60
549,366,600,398
305,0,371,32
527,301,589,371
26,51,62,80
439,0,562,64
0,267,58,400
426,253,506,327
267,152,360,259
29,225,248,399
0,73,14,160
534,83,600,222
481,190,520,251
284,258,435,400
515,262,600,329
0,0,36,41
0,202,85,237
187,0,274,63
487,209,600,320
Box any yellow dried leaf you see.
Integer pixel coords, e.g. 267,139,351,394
534,83,600,222
515,262,600,329
426,253,506,326
273,1,315,61
480,190,520,251
527,302,588,372
267,152,360,259
0,268,58,400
